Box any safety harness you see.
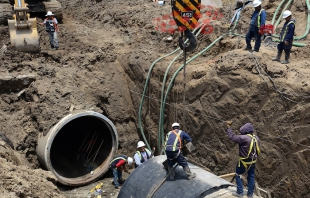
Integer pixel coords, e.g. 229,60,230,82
165,130,182,151
165,130,182,160
257,9,265,28
238,134,261,169
280,20,295,42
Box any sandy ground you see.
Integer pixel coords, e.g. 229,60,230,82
1,0,310,197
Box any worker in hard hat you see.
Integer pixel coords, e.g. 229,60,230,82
165,122,196,180
245,0,266,52
110,155,133,189
37,11,59,50
134,141,154,168
226,121,261,198
272,10,295,64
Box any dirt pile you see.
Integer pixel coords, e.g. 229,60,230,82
0,0,310,197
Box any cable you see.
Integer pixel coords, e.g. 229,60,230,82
92,67,310,150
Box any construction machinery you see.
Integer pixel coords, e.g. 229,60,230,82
0,0,62,52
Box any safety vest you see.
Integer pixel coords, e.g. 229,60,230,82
135,149,150,167
280,20,295,42
257,9,264,28
110,155,127,168
45,17,57,32
165,130,182,151
238,134,261,168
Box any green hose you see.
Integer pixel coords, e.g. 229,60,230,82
271,0,286,25
274,0,293,32
158,25,206,151
138,49,180,151
138,26,202,151
232,32,307,46
158,34,228,149
273,0,310,41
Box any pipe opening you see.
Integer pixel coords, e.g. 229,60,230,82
50,116,113,178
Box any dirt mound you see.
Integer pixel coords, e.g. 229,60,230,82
0,0,310,197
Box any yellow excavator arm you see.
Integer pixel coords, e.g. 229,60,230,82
8,0,40,52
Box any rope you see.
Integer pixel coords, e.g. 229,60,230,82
93,74,310,149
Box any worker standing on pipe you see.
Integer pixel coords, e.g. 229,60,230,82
134,141,154,168
165,122,196,180
226,122,261,198
37,11,59,50
110,155,133,189
272,10,295,64
245,0,266,52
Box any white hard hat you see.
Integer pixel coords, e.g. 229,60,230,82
252,0,262,7
137,141,146,148
127,157,133,165
172,123,180,128
282,10,292,19
46,11,54,16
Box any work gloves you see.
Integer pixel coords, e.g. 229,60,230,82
226,120,233,128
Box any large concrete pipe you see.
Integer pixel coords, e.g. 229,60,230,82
36,110,118,186
119,155,243,198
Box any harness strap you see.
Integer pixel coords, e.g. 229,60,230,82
171,130,182,150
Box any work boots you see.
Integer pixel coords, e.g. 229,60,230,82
281,51,290,64
184,166,196,180
272,50,282,62
167,166,175,180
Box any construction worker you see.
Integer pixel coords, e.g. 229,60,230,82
110,155,133,189
245,0,266,52
37,11,59,50
272,10,295,64
226,122,261,198
134,141,154,167
165,122,196,180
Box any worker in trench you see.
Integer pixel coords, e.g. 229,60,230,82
109,155,133,189
165,122,196,180
134,141,155,168
37,11,59,50
272,10,295,64
244,0,266,52
226,121,261,198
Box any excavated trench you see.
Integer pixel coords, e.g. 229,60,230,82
36,111,118,186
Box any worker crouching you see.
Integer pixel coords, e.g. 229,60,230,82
272,10,295,64
165,122,196,180
227,122,261,198
110,155,133,189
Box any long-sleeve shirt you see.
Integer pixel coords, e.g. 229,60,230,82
249,9,266,31
227,128,260,159
165,130,192,152
134,149,152,167
279,18,296,42
115,159,126,169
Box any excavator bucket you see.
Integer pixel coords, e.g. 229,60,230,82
8,17,40,52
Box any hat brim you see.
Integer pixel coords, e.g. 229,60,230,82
46,14,54,16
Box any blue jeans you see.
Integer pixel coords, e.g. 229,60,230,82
235,162,256,196
112,168,122,187
165,150,188,168
47,31,58,48
245,29,261,51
